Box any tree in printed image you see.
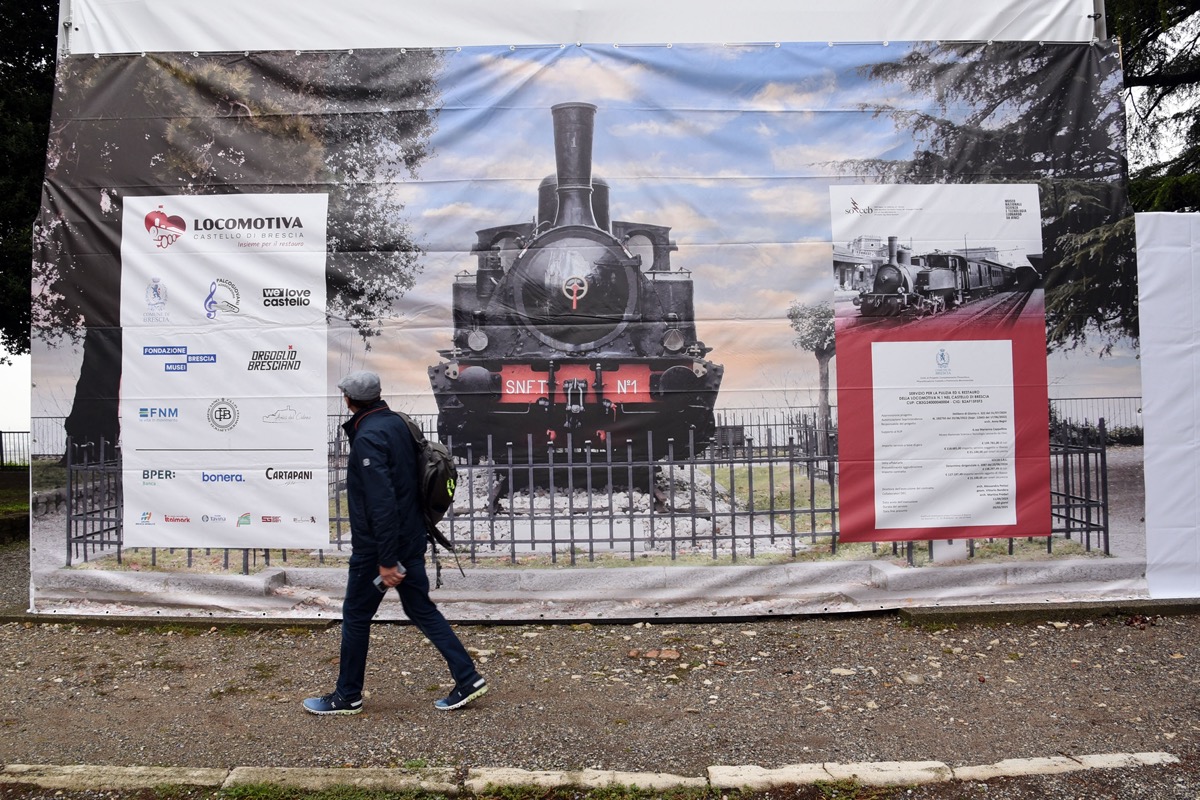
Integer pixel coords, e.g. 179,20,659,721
34,50,442,450
787,301,835,453
850,41,1136,355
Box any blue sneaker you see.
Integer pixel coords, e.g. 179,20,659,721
434,676,488,710
302,691,363,715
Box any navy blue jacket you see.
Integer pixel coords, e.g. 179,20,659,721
341,400,427,568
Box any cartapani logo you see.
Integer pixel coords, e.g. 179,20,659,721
145,206,187,249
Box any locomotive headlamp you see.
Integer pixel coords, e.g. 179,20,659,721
467,330,489,352
663,328,686,352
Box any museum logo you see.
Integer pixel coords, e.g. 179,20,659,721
145,207,187,249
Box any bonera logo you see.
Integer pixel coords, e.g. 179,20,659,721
207,398,240,431
145,207,186,249
202,472,245,483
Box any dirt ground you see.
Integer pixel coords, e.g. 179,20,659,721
6,449,1198,798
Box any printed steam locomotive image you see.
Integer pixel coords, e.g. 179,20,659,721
428,102,724,471
854,235,1041,317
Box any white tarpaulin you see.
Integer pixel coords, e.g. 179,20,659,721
62,0,1101,54
1138,212,1200,599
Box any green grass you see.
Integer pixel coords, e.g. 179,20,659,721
726,463,836,535
31,459,66,491
0,469,28,515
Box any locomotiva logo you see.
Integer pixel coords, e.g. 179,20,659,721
145,206,187,249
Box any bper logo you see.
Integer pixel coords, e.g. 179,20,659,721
207,398,240,432
142,469,176,484
145,207,187,249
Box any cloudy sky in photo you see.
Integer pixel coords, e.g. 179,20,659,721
26,41,1140,425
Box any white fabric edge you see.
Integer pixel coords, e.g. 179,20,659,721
61,0,1100,56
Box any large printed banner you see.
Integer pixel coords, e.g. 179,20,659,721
119,194,329,548
32,34,1141,611
830,184,1052,542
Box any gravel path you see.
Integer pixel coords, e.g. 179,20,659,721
6,448,1198,798
2,536,1199,798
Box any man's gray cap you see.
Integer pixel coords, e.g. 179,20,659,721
338,370,382,402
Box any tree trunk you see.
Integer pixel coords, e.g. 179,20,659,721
63,326,122,459
816,350,833,457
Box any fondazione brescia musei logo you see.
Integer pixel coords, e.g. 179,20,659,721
145,206,187,249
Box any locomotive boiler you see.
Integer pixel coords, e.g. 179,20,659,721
854,236,1032,317
428,102,723,472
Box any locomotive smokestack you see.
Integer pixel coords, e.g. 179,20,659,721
887,236,899,266
551,102,599,229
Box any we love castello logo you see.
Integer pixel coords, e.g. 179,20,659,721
145,206,187,250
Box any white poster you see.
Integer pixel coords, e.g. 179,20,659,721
831,183,1050,541
119,193,329,548
871,339,1016,528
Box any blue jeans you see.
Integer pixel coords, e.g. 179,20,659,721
335,554,478,701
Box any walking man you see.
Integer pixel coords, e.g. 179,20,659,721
303,370,488,715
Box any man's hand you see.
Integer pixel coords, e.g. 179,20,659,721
378,564,406,588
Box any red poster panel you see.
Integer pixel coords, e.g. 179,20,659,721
831,185,1051,542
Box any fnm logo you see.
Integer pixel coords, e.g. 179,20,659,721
139,407,179,420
